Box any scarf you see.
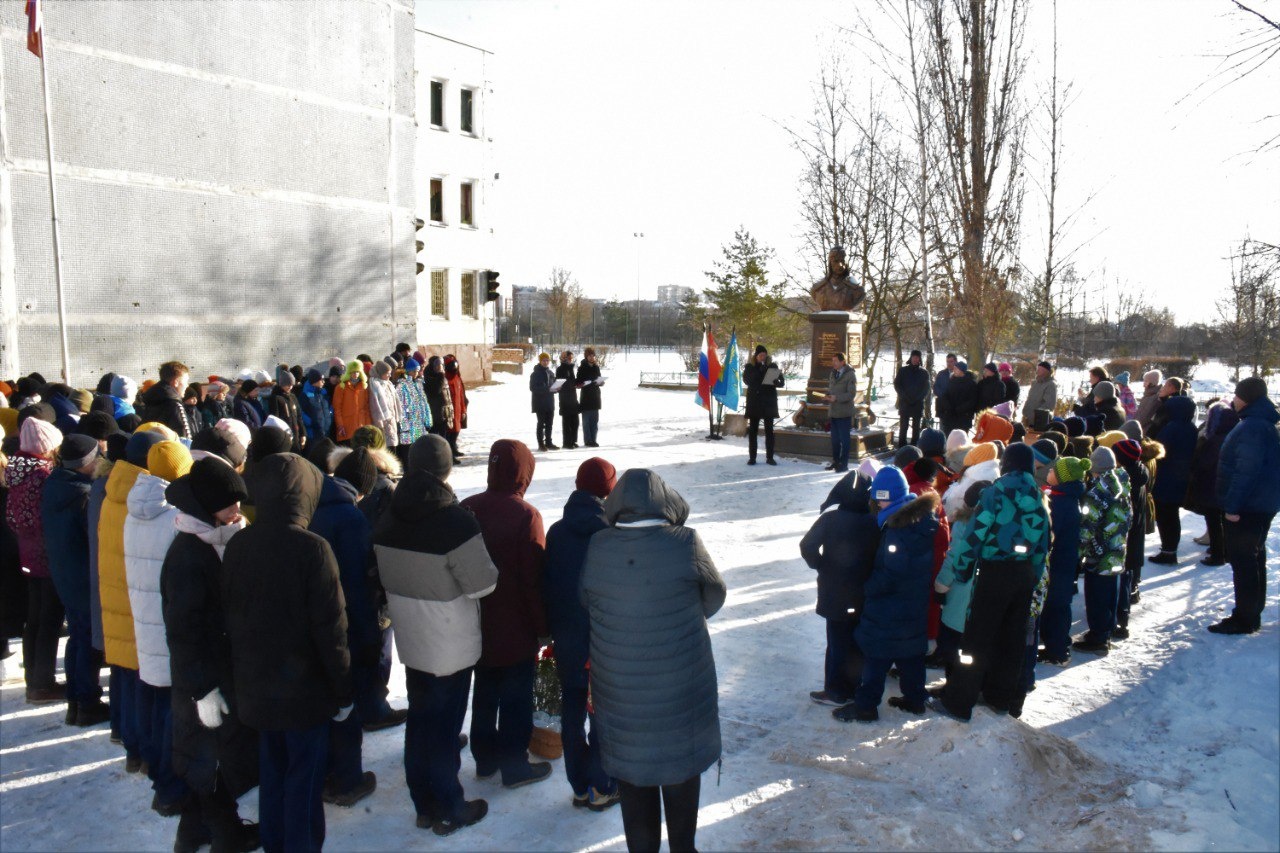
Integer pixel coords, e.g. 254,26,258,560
174,512,246,560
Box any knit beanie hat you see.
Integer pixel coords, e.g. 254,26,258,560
352,425,386,451
963,442,998,468
334,446,378,496
68,388,94,414
307,437,338,474
1113,371,1130,386
116,413,142,433
871,466,912,525
239,380,259,395
1037,360,1054,373
893,445,923,469
148,440,193,482
1084,414,1105,437
917,428,946,457
209,419,247,451
576,457,618,499
976,411,1014,444
754,344,768,356
18,402,55,426
998,362,1013,377
964,480,991,508
136,421,179,441
190,427,247,468
408,434,453,480
19,417,62,456
1121,419,1144,441
984,361,999,376
1064,416,1085,437
1001,443,1034,476
60,433,99,469
1235,376,1268,405
184,457,249,517
1143,369,1163,387
249,426,292,462
1068,435,1095,459
1094,380,1116,401
1096,430,1127,449
1053,456,1091,484
1011,423,1027,443
956,360,968,372
946,429,969,452
264,414,292,436
1046,420,1067,435
1030,439,1058,465
909,457,938,484
1089,445,1116,474
1114,438,1143,465
111,375,137,400
1040,431,1068,456
79,411,119,441
275,366,295,388
373,361,392,379
404,358,421,374
106,432,130,462
992,401,1014,419
305,368,324,385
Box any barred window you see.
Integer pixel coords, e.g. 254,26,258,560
431,269,448,318
461,271,477,318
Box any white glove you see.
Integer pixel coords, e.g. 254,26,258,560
196,688,229,729
334,704,353,723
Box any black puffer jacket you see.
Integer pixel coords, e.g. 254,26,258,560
223,454,351,731
269,390,305,454
161,473,257,797
742,360,783,420
801,472,880,620
555,362,579,416
140,383,195,438
580,469,726,787
577,360,602,411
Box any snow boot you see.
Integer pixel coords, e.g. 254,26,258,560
1200,555,1227,567
1207,618,1259,635
1072,635,1110,656
1112,626,1130,641
1147,550,1177,565
173,802,212,853
926,697,971,722
832,703,877,723
808,690,848,706
65,701,78,725
324,771,376,807
75,700,111,727
362,708,408,732
502,761,552,789
430,799,488,837
887,696,926,715
209,814,259,853
1193,531,1211,546
587,786,621,812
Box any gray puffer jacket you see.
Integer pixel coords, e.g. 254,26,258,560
580,469,726,787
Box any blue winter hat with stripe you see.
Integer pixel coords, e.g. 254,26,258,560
871,465,912,527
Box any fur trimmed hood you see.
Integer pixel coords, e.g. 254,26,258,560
1140,437,1165,463
882,491,940,528
943,458,1001,522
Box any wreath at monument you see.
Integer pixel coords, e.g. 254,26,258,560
530,643,563,759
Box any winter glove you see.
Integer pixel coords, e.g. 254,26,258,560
333,704,354,723
196,688,229,729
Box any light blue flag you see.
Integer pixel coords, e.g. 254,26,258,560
712,330,741,412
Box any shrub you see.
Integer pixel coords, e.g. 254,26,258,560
1104,355,1199,383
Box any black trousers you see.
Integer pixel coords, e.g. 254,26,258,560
535,411,554,448
561,411,579,447
618,775,701,853
1204,508,1226,560
897,411,922,447
22,577,64,690
1154,500,1181,553
942,559,1037,718
747,417,774,461
1226,512,1274,629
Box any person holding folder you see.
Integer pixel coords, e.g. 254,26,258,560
742,345,784,465
577,349,605,447
530,353,558,451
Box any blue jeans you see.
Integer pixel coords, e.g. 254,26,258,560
470,660,535,781
824,619,861,700
582,410,599,444
855,655,926,710
259,723,329,853
64,608,102,704
1083,572,1119,642
110,666,141,760
559,683,613,797
405,667,471,822
136,683,188,807
830,417,852,469
1040,567,1077,659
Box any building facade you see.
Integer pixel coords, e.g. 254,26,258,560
413,28,496,380
657,284,694,305
0,0,418,382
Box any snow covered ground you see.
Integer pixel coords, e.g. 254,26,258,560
1,350,1277,851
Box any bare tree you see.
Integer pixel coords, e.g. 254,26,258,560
544,267,579,342
1217,238,1280,377
925,0,1030,365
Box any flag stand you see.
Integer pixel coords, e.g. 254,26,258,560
706,401,723,441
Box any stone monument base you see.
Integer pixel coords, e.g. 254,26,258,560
772,425,893,463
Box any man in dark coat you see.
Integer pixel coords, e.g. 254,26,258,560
1186,402,1239,566
460,439,551,788
1210,377,1280,634
976,363,1006,412
893,350,930,448
834,466,939,722
529,353,557,451
556,351,581,449
140,361,196,438
800,471,879,706
580,468,725,853
161,459,259,853
268,369,305,454
942,361,979,434
223,453,352,853
576,348,603,447
933,353,957,423
543,457,620,810
1091,381,1126,431
374,435,497,836
310,449,383,808
1148,394,1197,564
741,344,784,465
231,381,264,431
40,434,109,725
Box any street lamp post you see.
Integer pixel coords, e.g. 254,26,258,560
633,232,644,349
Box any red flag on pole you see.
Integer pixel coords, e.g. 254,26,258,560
26,0,43,58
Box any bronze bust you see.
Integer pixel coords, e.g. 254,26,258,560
811,246,865,311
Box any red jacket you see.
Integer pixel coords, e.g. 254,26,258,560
460,440,547,667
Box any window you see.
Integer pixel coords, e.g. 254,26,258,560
431,269,448,317
430,80,444,127
430,178,443,224
460,88,474,134
460,182,474,226
461,271,478,318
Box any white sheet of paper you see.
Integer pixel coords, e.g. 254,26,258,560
594,377,606,386
762,367,781,384
550,379,566,392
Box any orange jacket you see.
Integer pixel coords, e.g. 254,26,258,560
333,381,371,442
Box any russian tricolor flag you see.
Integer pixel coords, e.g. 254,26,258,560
695,327,721,411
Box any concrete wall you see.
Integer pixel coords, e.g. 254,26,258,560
0,0,417,384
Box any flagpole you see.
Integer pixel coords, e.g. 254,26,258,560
36,8,72,385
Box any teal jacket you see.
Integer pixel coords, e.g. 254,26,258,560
1081,469,1132,576
935,515,976,634
948,471,1051,583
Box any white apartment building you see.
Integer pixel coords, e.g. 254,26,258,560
414,28,496,378
657,285,695,305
